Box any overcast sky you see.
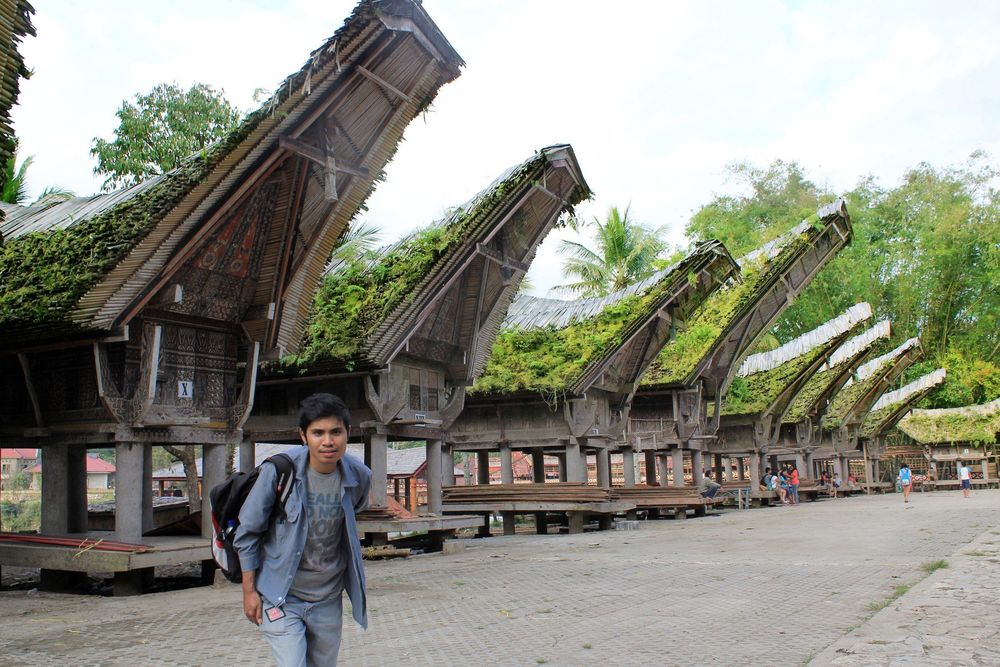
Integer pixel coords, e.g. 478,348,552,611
12,0,1000,294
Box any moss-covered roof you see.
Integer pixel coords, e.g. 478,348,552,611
470,241,733,397
822,337,921,430
897,396,1000,445
0,0,462,346
720,304,870,417
640,207,842,389
291,146,590,370
861,368,946,438
782,320,891,424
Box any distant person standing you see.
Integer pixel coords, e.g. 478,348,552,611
959,462,972,498
789,465,800,504
897,464,912,503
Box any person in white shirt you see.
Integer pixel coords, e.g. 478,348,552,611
959,462,972,498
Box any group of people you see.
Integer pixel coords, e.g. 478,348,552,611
761,464,809,504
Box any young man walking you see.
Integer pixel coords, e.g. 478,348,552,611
959,461,972,498
235,393,372,666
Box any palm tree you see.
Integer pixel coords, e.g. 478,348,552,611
1,143,32,204
553,205,668,297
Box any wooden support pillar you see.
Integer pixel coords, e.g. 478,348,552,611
691,450,704,487
426,439,443,515
405,477,414,511
364,432,388,508
644,450,657,485
671,448,685,488
531,449,545,483
114,442,153,542
714,454,723,484
239,437,255,474
982,459,989,484
202,443,227,539
476,451,491,484
596,448,611,488
622,446,636,487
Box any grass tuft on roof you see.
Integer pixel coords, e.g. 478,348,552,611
722,343,831,417
897,398,1000,445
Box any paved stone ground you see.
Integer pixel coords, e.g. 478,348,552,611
1,490,997,666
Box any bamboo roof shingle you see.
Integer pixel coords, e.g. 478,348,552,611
860,368,946,438
0,0,34,207
782,320,891,424
641,201,852,391
472,240,738,397
897,396,1000,446
822,337,922,429
0,0,463,350
291,144,591,375
720,303,872,418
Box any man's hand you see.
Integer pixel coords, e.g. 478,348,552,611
242,571,262,625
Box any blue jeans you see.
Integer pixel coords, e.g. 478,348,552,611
790,484,799,503
260,592,344,667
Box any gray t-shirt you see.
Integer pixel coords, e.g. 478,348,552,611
288,466,347,602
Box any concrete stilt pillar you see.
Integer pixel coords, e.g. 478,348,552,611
202,443,227,539
426,440,443,515
364,432,389,507
982,460,989,484
622,447,636,487
239,437,255,474
713,454,723,484
839,456,850,483
596,448,611,488
531,448,546,483
804,451,815,479
657,453,670,486
442,444,456,486
691,450,704,487
115,442,154,542
476,451,491,484
556,454,568,482
750,452,762,490
565,440,586,483
499,444,514,484
672,448,685,488
737,457,746,482
644,450,657,485
41,446,70,535
498,444,515,535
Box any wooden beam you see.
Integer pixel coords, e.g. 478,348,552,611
357,65,413,103
17,353,44,428
475,243,529,273
134,324,163,426
278,135,370,178
233,341,261,430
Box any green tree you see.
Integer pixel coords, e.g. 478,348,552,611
554,205,668,297
90,82,242,191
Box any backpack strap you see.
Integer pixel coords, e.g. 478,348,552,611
267,453,296,517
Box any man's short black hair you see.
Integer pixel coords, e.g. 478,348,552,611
298,393,351,432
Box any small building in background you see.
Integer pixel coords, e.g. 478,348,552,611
1,448,38,484
28,454,115,490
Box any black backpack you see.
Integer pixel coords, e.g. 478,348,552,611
209,453,295,583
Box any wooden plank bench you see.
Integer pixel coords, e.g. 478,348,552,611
609,485,724,519
442,484,635,535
